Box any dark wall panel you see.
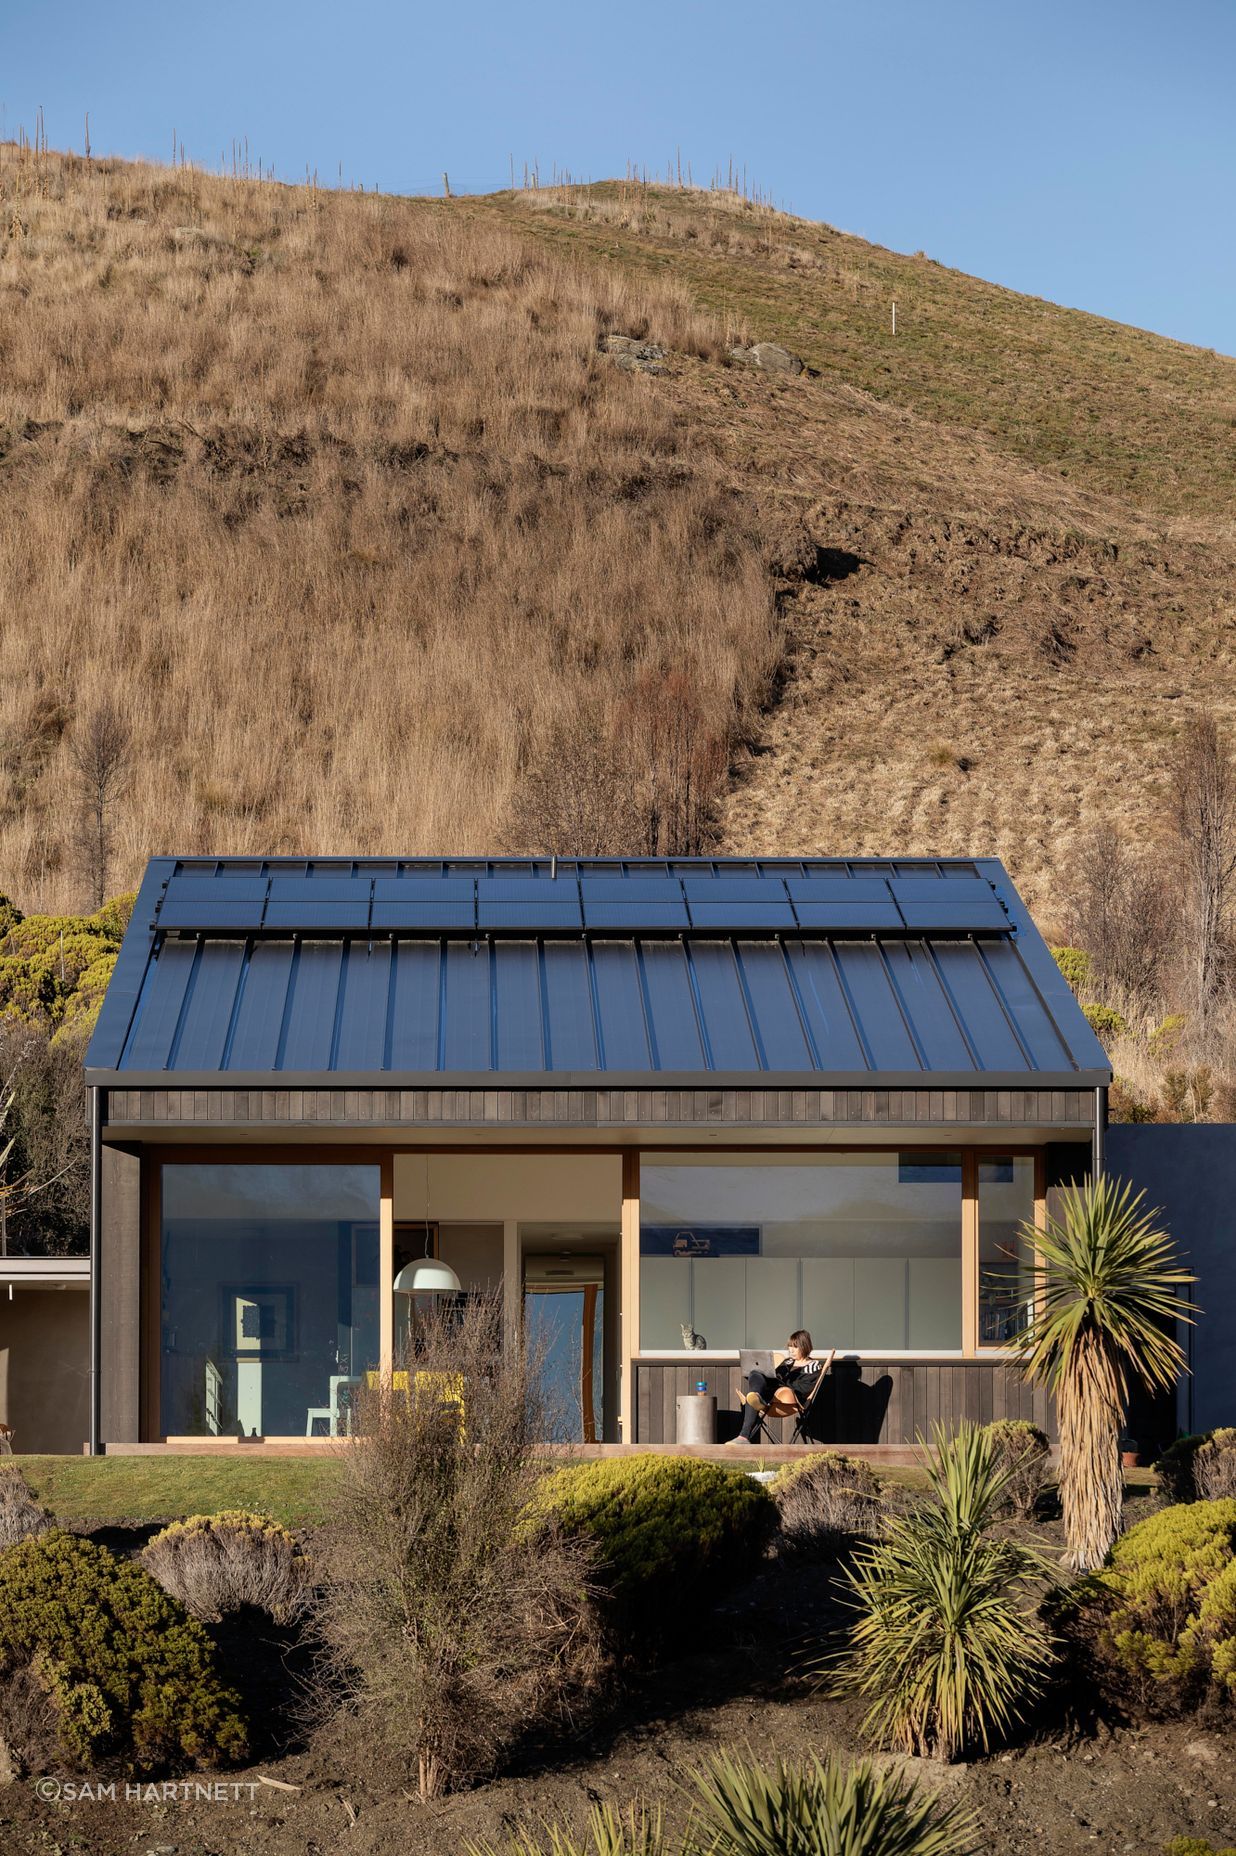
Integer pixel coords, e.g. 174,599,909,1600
100,1143,142,1446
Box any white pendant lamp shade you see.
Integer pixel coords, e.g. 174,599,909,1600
393,1256,462,1296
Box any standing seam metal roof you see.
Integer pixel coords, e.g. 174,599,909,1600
85,857,1111,1088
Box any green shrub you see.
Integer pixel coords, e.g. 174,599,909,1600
1166,1840,1236,1856
534,1458,775,1636
1052,946,1091,995
831,1424,1053,1761
1071,1499,1236,1710
1083,1002,1128,1042
0,1528,247,1772
1195,1430,1236,1502
141,1509,313,1623
982,1420,1050,1521
771,1453,882,1559
1154,1433,1211,1504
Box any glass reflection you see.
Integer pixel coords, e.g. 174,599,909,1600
160,1164,380,1438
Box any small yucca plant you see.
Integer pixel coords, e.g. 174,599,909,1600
467,1803,671,1856
830,1423,1053,1762
1009,1174,1194,1571
688,1750,977,1855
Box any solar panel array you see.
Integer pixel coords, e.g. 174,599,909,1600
152,866,1012,939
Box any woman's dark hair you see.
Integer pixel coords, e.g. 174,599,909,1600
788,1329,813,1355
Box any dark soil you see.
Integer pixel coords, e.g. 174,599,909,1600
2,1488,1233,1856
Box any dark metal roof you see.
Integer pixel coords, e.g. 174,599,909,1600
85,857,1111,1088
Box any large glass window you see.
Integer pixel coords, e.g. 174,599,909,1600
640,1153,962,1352
978,1155,1038,1347
160,1164,380,1438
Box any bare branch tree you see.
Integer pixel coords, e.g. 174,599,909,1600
499,700,641,856
69,700,131,910
1169,713,1236,1026
1060,822,1170,1014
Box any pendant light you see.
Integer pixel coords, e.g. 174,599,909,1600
392,1159,461,1296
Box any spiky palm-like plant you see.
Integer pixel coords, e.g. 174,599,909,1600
688,1749,978,1856
831,1423,1052,1762
1009,1174,1194,1573
467,1755,977,1856
467,1803,671,1856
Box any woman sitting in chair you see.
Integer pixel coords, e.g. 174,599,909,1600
725,1329,834,1445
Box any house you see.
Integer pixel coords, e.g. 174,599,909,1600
84,855,1114,1454
0,1256,90,1454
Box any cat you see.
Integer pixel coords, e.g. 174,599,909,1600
680,1322,708,1351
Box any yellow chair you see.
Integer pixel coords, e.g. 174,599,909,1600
365,1369,465,1424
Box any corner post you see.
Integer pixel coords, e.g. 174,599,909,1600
1092,1085,1107,1180
619,1149,640,1441
961,1147,978,1355
379,1152,394,1379
89,1085,102,1456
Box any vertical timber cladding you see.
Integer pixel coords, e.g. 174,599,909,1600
102,1087,1096,1127
99,1144,142,1445
631,1359,1055,1446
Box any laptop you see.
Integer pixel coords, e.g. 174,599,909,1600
739,1347,779,1379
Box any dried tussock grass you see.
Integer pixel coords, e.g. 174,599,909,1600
0,148,778,909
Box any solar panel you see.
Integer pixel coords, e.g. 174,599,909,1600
372,901,476,930
268,876,373,903
680,875,790,901
889,876,1009,933
478,901,583,930
687,901,797,930
582,900,691,931
158,876,268,931
793,901,904,930
476,875,582,930
265,900,373,931
374,877,475,899
784,876,894,902
580,876,689,931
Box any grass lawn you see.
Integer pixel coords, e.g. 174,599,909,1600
16,1456,341,1528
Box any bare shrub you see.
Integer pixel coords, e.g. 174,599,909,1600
1060,822,1169,1016
772,1452,882,1559
0,1465,53,1552
982,1420,1050,1521
140,1510,313,1623
68,700,130,910
1169,713,1236,1027
0,1662,67,1777
315,1291,605,1799
1194,1428,1236,1502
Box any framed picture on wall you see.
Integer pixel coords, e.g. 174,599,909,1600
219,1284,297,1361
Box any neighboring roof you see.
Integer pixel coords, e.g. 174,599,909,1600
0,1255,90,1288
86,857,1111,1089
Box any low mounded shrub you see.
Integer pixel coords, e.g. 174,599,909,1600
771,1452,882,1559
467,1751,977,1855
1166,1841,1236,1856
1066,1499,1236,1712
1195,1430,1236,1503
0,1529,248,1772
534,1457,776,1637
141,1509,313,1623
0,1463,53,1551
982,1420,1050,1521
1154,1434,1211,1504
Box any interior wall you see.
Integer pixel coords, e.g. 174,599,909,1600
0,1290,90,1454
394,1153,622,1224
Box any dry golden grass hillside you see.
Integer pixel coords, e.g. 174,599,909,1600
2,148,1235,918
0,150,779,910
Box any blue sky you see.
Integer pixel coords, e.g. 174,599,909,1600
4,0,1233,353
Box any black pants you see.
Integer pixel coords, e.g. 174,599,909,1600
738,1370,780,1440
